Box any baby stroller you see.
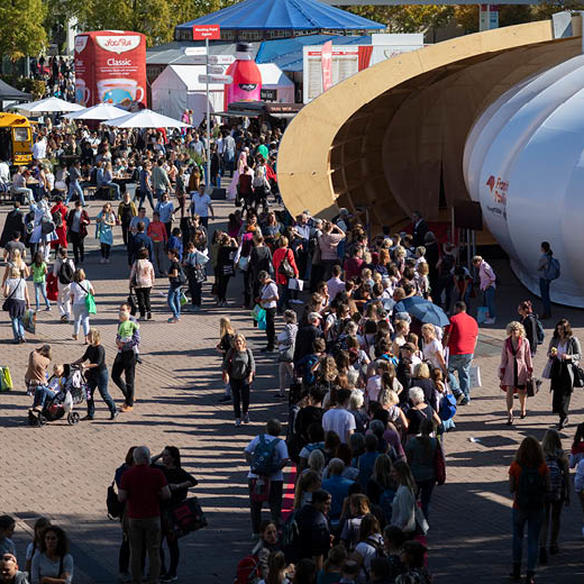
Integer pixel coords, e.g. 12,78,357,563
28,364,87,427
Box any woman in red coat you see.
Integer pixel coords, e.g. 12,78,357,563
272,235,298,313
50,197,68,253
499,320,533,425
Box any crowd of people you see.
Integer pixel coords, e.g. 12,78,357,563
0,112,582,584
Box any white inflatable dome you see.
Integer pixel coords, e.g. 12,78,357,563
464,54,584,308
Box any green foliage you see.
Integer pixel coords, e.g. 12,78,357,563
347,5,453,33
0,75,46,98
0,0,47,60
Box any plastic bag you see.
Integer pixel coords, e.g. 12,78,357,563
0,367,13,392
257,308,267,331
22,309,36,334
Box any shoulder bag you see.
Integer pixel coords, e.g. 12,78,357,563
569,337,584,388
2,279,22,312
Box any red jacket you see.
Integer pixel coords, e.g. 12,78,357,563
272,247,298,285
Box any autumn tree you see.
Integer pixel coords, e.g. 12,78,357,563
347,5,453,33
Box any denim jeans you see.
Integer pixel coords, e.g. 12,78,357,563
483,285,496,319
105,182,121,200
277,284,289,312
86,368,116,417
11,316,24,340
138,188,155,210
513,507,543,573
34,281,50,310
448,353,474,399
32,385,55,408
65,181,85,205
168,286,182,319
72,304,90,337
539,278,551,316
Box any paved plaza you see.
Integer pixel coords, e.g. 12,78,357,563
0,198,583,583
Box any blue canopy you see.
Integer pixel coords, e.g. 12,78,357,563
176,0,385,32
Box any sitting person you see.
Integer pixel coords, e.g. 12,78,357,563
30,526,74,584
29,364,66,415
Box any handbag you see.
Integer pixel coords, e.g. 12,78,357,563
106,480,124,520
526,377,541,397
572,363,584,388
170,496,208,538
237,255,249,271
22,309,36,334
434,442,446,485
0,366,13,392
541,358,553,379
46,273,58,301
80,283,97,314
278,253,295,279
288,277,304,291
2,278,22,311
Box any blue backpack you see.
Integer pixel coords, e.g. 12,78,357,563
545,257,560,280
439,393,457,421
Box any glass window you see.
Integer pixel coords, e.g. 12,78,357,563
13,127,29,142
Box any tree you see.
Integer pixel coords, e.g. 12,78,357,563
347,5,453,34
0,0,47,60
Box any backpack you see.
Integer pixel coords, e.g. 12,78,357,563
250,434,281,476
516,464,546,510
52,209,63,228
378,487,396,524
545,257,560,281
546,455,565,502
361,536,386,580
41,216,56,234
281,510,300,563
234,555,261,584
278,254,295,279
58,260,74,285
439,393,457,421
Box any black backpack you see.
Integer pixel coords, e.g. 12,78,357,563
516,464,546,510
52,209,63,228
58,260,74,285
106,480,124,519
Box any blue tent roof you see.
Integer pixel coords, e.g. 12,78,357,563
176,0,385,32
256,34,371,72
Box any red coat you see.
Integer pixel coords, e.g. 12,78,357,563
499,336,533,390
272,246,298,285
50,202,68,249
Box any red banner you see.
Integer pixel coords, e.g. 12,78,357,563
321,41,333,93
74,31,147,109
358,45,373,71
192,25,221,40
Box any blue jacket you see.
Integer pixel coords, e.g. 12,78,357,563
167,235,183,261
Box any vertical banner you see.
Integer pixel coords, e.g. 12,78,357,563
358,45,373,71
321,41,333,93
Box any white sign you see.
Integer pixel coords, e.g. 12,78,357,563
208,55,235,65
95,35,142,54
183,47,206,56
198,74,232,84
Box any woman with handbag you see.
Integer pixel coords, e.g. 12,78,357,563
277,310,298,399
390,461,429,539
547,319,581,430
3,266,30,343
272,236,298,313
68,268,95,343
183,240,207,312
499,321,533,425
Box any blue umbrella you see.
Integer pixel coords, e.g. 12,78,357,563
394,296,450,327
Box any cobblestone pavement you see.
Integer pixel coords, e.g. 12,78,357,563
0,195,582,583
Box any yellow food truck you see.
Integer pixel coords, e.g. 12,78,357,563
0,112,33,166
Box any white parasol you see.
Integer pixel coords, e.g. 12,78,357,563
104,108,191,129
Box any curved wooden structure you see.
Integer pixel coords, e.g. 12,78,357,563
278,16,582,228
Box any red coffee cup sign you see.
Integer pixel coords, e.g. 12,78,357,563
192,25,221,41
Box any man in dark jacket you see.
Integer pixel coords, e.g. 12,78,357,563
411,211,429,248
0,203,25,248
293,312,323,365
128,221,153,265
294,489,331,571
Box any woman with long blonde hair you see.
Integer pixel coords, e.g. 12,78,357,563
499,321,533,425
217,317,236,403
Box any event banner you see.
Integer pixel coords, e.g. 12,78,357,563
74,31,147,109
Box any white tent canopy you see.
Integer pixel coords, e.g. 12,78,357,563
12,97,85,114
151,65,225,125
104,108,191,128
257,63,295,103
63,102,128,121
